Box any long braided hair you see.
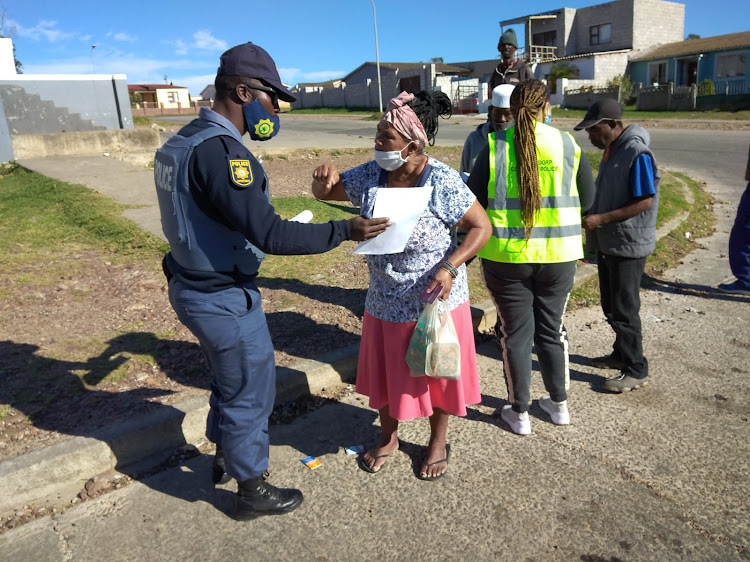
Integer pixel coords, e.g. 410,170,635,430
409,90,452,146
509,80,549,239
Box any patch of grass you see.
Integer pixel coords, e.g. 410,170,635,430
657,173,691,224
330,150,342,157
278,154,288,161
553,107,750,121
0,165,168,257
132,115,183,128
262,198,360,281
645,172,715,279
569,276,604,310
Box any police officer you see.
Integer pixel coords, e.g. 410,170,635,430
154,42,389,521
467,80,594,435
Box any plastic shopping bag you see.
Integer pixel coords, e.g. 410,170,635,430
406,302,461,380
406,301,438,376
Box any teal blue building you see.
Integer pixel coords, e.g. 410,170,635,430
630,31,750,95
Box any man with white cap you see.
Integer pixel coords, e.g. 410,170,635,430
460,84,515,176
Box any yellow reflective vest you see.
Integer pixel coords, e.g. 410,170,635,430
477,122,583,263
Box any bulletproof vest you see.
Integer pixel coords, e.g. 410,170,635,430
154,125,269,275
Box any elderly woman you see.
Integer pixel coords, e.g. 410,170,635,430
312,91,491,480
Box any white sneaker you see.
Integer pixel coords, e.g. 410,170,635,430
501,405,531,435
539,395,570,425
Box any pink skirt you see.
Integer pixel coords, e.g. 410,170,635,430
356,300,481,421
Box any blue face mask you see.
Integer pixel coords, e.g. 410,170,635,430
544,114,552,126
243,99,280,141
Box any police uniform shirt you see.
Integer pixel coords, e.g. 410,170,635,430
166,114,352,291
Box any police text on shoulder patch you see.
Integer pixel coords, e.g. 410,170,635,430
229,158,254,188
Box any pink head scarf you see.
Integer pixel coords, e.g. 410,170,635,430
382,91,429,149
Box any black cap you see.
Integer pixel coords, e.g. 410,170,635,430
218,42,296,103
574,98,622,130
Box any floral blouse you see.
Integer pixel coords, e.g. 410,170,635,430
341,157,475,323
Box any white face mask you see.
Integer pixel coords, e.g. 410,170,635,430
374,142,412,171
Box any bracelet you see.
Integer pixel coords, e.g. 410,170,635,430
440,261,458,279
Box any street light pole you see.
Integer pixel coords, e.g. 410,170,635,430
90,45,96,73
369,0,383,112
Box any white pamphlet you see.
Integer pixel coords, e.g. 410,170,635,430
290,210,313,223
354,187,433,255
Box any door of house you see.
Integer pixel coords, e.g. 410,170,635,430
679,58,699,86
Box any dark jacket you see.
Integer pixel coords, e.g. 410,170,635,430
489,59,534,91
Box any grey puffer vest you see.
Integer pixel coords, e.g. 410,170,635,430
591,124,660,258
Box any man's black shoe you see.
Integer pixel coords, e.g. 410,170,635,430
212,446,231,485
589,354,625,370
234,476,304,521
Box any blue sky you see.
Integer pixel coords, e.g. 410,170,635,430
2,0,748,95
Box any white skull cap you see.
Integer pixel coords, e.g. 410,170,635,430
491,84,516,108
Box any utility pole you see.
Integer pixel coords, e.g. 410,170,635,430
369,0,383,112
90,45,96,73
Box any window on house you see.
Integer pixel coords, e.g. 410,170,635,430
167,92,178,103
532,30,557,46
715,52,747,79
590,23,611,46
648,62,667,85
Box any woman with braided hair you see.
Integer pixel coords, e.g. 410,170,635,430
467,80,595,435
312,90,491,480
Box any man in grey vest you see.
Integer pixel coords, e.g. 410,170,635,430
154,42,389,520
575,99,660,393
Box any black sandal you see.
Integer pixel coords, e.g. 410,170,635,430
418,444,451,481
358,451,390,474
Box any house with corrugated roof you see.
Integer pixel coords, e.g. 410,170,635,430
291,61,475,110
629,31,750,94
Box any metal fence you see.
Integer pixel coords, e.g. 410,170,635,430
637,81,749,111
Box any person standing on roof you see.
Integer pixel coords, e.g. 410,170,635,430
489,28,534,94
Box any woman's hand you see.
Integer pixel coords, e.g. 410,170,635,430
312,164,346,200
426,267,454,301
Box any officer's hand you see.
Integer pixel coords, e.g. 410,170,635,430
348,216,391,241
312,164,340,198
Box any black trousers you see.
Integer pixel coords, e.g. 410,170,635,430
597,252,649,379
482,260,575,413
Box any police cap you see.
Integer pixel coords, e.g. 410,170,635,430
218,42,297,103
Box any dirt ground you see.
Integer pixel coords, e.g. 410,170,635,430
0,146,465,464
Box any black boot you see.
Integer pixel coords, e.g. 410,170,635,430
212,445,231,485
234,475,304,521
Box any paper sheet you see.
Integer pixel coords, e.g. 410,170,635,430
354,187,433,255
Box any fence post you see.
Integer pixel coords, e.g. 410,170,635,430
667,82,673,111
690,84,697,110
